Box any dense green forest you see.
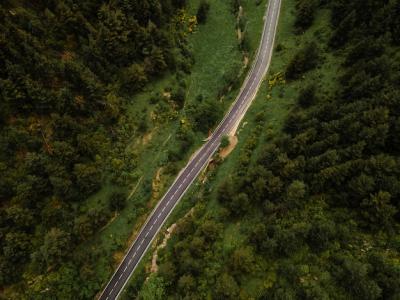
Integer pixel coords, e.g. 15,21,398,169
0,0,195,297
133,0,400,299
3,0,400,298
1,0,262,297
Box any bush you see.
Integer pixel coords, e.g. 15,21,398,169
239,34,250,52
187,98,222,133
196,1,210,24
172,88,186,108
297,84,317,108
168,146,184,162
149,92,161,104
109,191,126,212
294,0,317,33
286,42,320,80
196,94,204,102
230,0,241,14
276,43,284,52
220,135,230,148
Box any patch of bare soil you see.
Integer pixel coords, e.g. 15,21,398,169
237,28,242,40
162,92,171,99
150,167,163,202
149,208,195,275
243,55,249,68
142,131,153,145
113,249,124,265
150,223,176,273
60,50,74,61
219,135,238,159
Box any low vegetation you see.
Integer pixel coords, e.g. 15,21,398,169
1,0,266,298
0,0,193,297
137,0,400,299
4,0,399,298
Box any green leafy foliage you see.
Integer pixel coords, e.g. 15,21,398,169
141,0,400,299
0,0,190,296
220,135,230,148
187,98,223,133
297,84,317,108
294,0,318,33
109,191,127,212
196,1,210,24
138,275,166,300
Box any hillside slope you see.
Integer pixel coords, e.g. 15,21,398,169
0,0,267,298
142,0,400,299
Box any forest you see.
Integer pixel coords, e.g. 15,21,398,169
2,0,400,299
0,0,196,297
130,0,400,299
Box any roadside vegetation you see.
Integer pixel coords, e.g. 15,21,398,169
134,0,400,299
0,0,267,298
0,1,192,297
119,0,268,298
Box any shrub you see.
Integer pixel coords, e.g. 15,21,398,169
294,0,317,33
109,191,126,212
172,88,186,108
286,42,320,80
196,1,210,24
297,84,317,108
220,135,230,148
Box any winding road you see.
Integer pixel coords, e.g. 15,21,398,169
98,0,281,298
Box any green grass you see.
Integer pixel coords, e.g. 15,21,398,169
114,0,272,296
185,0,242,103
160,0,271,231
141,0,344,297
74,0,341,296
72,0,272,297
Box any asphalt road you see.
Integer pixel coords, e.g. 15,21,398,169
98,1,281,299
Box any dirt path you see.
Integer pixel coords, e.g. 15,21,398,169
149,208,195,274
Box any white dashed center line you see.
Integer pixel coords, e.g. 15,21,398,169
99,2,281,299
